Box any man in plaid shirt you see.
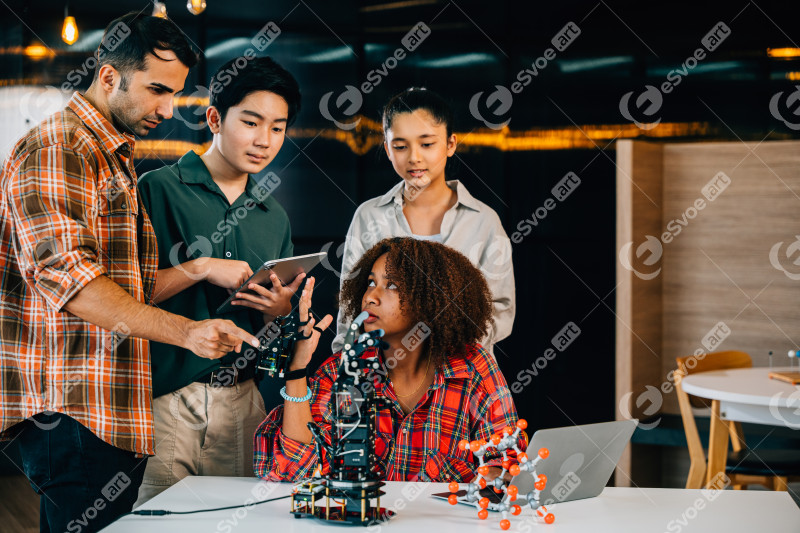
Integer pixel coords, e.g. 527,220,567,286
0,13,259,532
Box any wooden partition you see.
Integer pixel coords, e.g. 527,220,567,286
615,139,800,486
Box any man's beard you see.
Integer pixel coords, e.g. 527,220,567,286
108,88,146,136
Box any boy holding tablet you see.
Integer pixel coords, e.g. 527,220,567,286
135,56,303,504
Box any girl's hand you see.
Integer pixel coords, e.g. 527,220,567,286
290,277,333,370
484,466,513,483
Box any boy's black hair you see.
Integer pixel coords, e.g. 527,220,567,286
382,87,454,137
93,12,198,84
209,56,302,126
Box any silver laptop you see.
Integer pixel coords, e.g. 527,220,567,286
513,419,637,505
433,419,637,507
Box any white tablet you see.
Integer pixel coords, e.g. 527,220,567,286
215,252,327,314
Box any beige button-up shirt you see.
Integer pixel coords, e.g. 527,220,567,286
332,180,516,354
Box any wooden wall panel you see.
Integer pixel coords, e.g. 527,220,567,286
616,140,665,420
661,140,800,413
615,140,664,486
616,139,800,487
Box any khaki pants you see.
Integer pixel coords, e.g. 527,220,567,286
135,379,266,507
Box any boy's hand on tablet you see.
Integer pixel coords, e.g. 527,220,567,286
231,272,306,318
291,277,333,370
202,258,253,290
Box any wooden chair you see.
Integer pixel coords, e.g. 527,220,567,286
674,350,800,490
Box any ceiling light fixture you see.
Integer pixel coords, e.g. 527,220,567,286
767,48,800,59
152,1,168,18
61,5,79,45
187,0,207,15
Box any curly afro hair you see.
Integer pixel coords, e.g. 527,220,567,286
338,237,494,367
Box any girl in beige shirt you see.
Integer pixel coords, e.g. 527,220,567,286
333,88,515,355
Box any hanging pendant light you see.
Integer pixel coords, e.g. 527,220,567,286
187,0,207,15
61,5,79,45
152,1,168,18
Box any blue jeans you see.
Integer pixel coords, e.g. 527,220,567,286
15,412,145,533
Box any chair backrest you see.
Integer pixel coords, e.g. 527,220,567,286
676,350,752,375
674,350,752,488
675,351,752,408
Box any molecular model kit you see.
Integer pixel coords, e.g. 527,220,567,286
447,419,555,530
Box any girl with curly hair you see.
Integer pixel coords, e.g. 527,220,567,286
332,87,515,356
254,237,524,482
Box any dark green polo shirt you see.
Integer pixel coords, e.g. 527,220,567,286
138,150,293,399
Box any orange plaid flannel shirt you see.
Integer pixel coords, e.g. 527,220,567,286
0,92,158,454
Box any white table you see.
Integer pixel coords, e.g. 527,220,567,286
103,476,800,532
681,366,800,488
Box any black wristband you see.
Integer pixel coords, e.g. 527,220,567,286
284,367,307,381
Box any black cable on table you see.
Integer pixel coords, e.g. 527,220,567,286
121,494,292,517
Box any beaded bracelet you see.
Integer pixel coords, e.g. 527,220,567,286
280,385,312,403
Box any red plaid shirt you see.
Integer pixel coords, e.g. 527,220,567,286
0,92,158,454
254,344,525,482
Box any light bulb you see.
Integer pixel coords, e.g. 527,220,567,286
62,15,79,45
187,0,207,15
152,1,168,18
24,44,52,59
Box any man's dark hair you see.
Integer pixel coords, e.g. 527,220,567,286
93,12,198,83
209,56,302,126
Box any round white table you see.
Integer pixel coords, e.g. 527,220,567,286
680,366,800,488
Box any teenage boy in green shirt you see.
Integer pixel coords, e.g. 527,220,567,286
135,56,303,504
